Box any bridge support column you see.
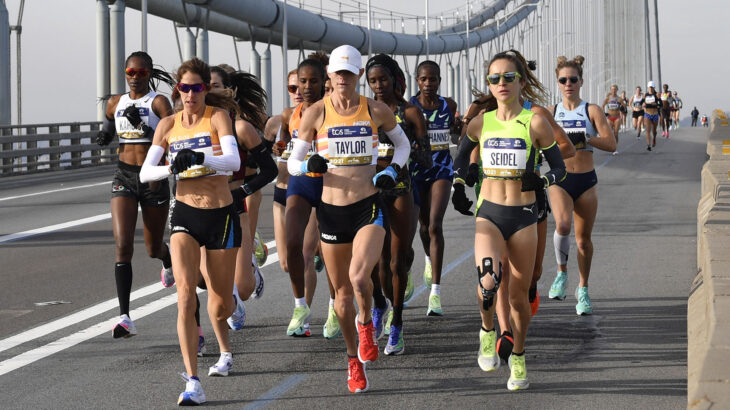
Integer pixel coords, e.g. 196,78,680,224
96,0,110,122
109,0,126,95
196,29,208,62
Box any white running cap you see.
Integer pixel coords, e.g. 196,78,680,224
328,45,362,75
647,80,656,88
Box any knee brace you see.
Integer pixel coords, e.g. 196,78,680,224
477,257,502,310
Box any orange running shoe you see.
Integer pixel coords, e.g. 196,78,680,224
347,356,369,393
529,288,540,316
357,319,379,363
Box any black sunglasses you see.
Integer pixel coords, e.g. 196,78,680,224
558,76,580,85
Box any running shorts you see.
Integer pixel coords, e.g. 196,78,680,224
411,150,454,185
644,113,659,123
273,186,287,207
170,200,241,249
632,110,645,119
554,169,598,202
317,193,388,244
111,161,170,207
286,175,323,208
475,198,538,240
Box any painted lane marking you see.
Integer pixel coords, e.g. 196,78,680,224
243,374,309,410
0,181,111,202
0,213,113,244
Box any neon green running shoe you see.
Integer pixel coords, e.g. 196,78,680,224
404,270,414,303
423,261,433,288
426,294,443,316
575,286,593,315
286,305,311,336
478,328,500,372
383,310,393,336
254,231,268,267
507,354,530,391
322,304,341,339
548,271,568,300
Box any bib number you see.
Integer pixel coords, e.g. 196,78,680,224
560,120,589,149
328,126,374,166
481,138,527,178
169,133,216,179
428,129,450,151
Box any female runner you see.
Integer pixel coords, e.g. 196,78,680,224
643,81,660,151
96,51,175,338
629,86,644,138
602,85,623,147
546,56,616,317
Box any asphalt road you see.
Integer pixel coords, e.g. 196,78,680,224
0,125,705,409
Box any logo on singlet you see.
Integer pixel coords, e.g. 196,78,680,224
515,119,528,130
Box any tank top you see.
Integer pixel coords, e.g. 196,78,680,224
632,94,644,109
606,96,620,111
554,101,596,152
315,96,378,167
114,91,160,144
378,101,410,158
167,106,232,180
644,92,658,109
289,103,322,176
479,109,537,180
409,95,452,152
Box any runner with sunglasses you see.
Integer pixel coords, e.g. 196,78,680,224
643,81,660,150
288,44,410,393
366,53,429,355
546,56,616,316
96,51,175,339
140,58,243,405
410,60,458,316
602,85,624,150
451,50,566,390
629,86,645,138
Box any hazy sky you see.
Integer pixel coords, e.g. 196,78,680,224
2,0,729,124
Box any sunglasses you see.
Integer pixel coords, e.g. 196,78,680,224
558,76,580,85
486,72,522,85
125,68,149,77
287,84,299,93
177,83,206,93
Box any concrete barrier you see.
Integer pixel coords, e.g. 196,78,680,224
689,109,730,409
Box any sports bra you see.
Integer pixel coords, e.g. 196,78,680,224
114,91,160,144
167,105,232,180
479,109,537,180
315,96,378,167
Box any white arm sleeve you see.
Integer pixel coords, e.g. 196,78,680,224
384,124,410,168
139,145,171,183
286,138,312,176
201,134,241,172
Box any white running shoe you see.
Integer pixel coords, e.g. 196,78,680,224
112,314,137,339
251,261,265,299
227,289,246,331
178,373,206,406
208,353,233,377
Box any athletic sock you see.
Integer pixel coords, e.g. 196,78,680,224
512,350,525,357
114,262,133,316
430,284,441,296
373,289,387,310
553,231,570,266
481,326,494,333
294,297,307,308
329,297,335,307
425,255,431,264
161,243,172,269
195,294,201,327
392,305,403,327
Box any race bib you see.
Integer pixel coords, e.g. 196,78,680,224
116,105,151,140
607,102,619,110
327,126,374,166
169,132,217,179
378,142,395,158
560,119,589,149
482,137,527,178
428,129,450,151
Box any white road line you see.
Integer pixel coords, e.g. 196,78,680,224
0,240,277,357
0,213,113,244
0,181,111,202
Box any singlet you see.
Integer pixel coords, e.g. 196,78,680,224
479,109,537,180
167,105,232,180
554,101,596,152
275,124,286,163
644,92,658,109
315,96,378,167
661,92,670,102
289,103,322,176
606,96,620,111
114,91,160,144
409,95,452,152
632,94,644,109
378,101,410,158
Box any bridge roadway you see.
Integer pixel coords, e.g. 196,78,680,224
0,126,703,408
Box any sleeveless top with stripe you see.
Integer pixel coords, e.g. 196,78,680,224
315,96,378,167
479,108,537,180
289,103,322,177
167,106,232,180
554,101,596,152
409,95,452,151
114,91,160,144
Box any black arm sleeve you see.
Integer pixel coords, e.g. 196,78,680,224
541,143,567,186
453,136,479,183
242,142,278,193
102,115,115,135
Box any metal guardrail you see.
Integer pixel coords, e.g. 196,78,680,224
0,121,119,176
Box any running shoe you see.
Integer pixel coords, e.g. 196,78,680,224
404,269,414,303
161,256,175,287
423,261,433,288
254,231,268,267
478,329,500,372
197,335,206,357
299,312,312,337
314,254,325,272
178,374,206,406
548,271,568,300
208,353,233,377
496,330,514,364
529,287,540,316
383,310,393,336
227,292,246,331
251,262,265,299
384,324,404,355
575,286,593,315
507,354,530,391
371,300,390,340
323,304,341,339
347,356,369,393
426,294,443,316
286,305,311,336
112,314,137,339
356,318,378,363
647,145,651,151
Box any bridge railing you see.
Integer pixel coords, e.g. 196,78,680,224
0,122,118,176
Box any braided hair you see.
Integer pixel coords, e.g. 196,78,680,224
366,53,407,100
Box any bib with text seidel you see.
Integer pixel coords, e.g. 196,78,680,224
169,132,218,179
482,137,528,178
327,125,375,166
560,119,589,149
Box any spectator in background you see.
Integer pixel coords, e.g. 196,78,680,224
691,107,699,127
